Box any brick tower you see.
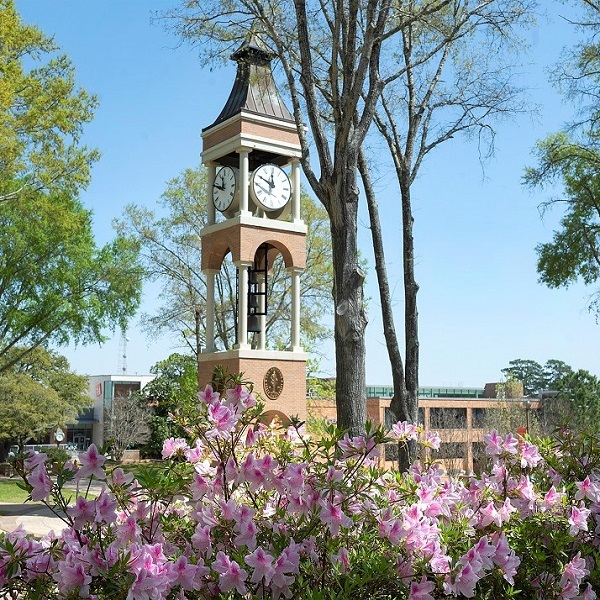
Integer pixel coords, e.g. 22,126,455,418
199,35,307,423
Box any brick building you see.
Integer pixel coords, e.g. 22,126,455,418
309,384,537,474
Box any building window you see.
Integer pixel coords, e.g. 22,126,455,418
430,408,467,429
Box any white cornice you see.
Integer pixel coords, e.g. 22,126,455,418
198,349,307,362
200,214,307,237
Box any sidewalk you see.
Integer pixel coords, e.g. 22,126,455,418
0,478,105,537
0,502,68,537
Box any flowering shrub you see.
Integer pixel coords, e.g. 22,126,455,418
1,381,599,599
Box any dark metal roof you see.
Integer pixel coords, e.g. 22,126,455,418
206,34,294,129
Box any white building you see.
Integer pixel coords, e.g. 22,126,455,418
67,374,155,449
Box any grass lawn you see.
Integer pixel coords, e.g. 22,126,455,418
0,478,32,503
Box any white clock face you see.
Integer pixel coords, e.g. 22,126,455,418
213,166,238,213
250,164,291,212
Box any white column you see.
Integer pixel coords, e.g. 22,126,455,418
288,267,303,352
291,158,301,223
238,149,251,216
235,261,252,349
207,163,217,225
203,269,218,352
258,273,266,351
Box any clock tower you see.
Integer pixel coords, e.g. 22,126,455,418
199,34,307,424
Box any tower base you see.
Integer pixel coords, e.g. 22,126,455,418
198,349,307,423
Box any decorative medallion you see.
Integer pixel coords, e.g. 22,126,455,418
263,366,284,400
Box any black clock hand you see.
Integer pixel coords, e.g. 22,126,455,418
258,175,274,188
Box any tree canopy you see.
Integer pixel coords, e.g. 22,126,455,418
501,358,573,397
141,353,199,457
0,346,90,449
525,2,600,312
0,0,99,203
0,1,143,371
0,188,144,372
162,0,536,435
115,166,332,356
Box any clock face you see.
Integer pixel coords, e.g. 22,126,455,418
213,166,238,213
250,164,291,212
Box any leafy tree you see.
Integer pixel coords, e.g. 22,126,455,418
141,353,198,457
525,2,600,311
0,188,143,372
0,0,99,203
115,167,332,355
103,392,152,462
0,347,90,454
0,2,143,370
502,358,574,397
357,1,533,466
539,369,600,434
163,1,535,436
502,359,544,397
543,358,573,390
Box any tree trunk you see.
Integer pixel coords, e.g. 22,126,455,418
359,150,418,469
328,163,368,435
396,176,420,471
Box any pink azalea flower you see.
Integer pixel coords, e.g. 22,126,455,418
520,441,542,468
391,421,419,441
478,502,501,528
24,451,48,471
67,496,95,529
319,499,352,536
502,433,519,455
424,431,441,450
161,437,189,459
212,551,248,596
542,485,564,510
451,562,480,598
191,524,213,556
409,576,436,600
206,402,238,439
483,430,503,455
171,555,199,591
115,514,141,545
491,532,520,585
560,552,589,590
568,505,591,535
52,554,92,597
198,384,220,405
94,490,118,524
331,546,351,573
245,547,276,584
184,439,205,463
582,583,597,600
224,384,256,410
26,465,52,502
75,444,106,480
575,476,600,502
111,467,134,486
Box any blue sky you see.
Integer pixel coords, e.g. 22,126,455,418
16,1,600,387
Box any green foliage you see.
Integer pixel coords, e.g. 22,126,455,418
0,186,143,372
142,353,199,457
0,0,99,202
554,369,600,432
0,346,90,446
502,358,574,397
115,165,333,354
525,2,600,312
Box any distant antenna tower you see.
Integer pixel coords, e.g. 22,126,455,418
118,331,129,374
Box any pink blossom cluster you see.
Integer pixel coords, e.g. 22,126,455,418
1,395,599,598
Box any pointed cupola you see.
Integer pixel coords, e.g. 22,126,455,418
202,34,300,170
210,35,294,127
